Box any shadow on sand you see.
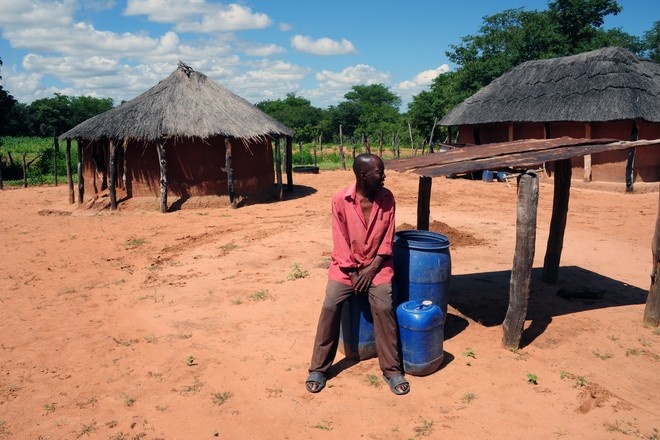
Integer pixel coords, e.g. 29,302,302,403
448,266,648,348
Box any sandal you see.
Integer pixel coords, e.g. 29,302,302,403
383,374,410,395
305,372,326,393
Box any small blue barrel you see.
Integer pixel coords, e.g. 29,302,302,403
482,170,494,182
393,230,451,319
397,300,444,376
338,294,376,361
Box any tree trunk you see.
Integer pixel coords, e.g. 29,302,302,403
157,141,167,213
428,117,437,154
644,189,660,326
408,121,416,157
543,159,571,283
66,139,74,204
502,172,539,349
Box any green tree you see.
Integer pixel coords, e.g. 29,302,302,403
0,57,18,136
256,93,322,143
642,21,660,63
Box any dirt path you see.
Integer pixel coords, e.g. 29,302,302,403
0,171,658,439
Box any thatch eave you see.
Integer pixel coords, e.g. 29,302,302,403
60,62,295,143
440,47,660,127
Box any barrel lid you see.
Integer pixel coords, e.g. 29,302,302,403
422,300,432,306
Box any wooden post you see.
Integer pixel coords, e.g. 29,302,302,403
275,138,283,201
286,136,293,191
53,136,59,186
225,138,237,208
77,139,84,205
644,189,660,326
108,139,117,211
417,176,432,231
379,131,384,157
502,172,539,349
583,123,592,183
22,153,27,188
508,123,514,142
65,139,74,203
338,125,346,171
157,140,167,213
428,117,438,154
542,159,572,283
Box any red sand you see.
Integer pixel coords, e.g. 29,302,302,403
0,170,658,440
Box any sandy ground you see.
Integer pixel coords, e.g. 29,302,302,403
0,169,658,440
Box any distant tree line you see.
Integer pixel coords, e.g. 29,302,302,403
1,0,658,149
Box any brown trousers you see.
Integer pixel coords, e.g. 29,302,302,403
309,280,402,379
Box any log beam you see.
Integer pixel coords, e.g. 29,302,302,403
644,189,660,326
416,176,432,231
543,159,572,283
502,172,539,349
157,141,167,213
65,139,74,204
109,139,117,211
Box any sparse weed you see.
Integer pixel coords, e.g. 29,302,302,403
461,392,476,403
638,337,651,347
266,384,283,398
231,297,243,305
44,403,56,413
608,335,619,341
526,373,538,385
626,348,640,356
287,263,309,280
122,395,135,407
366,374,382,388
462,347,476,358
211,391,232,405
76,421,97,438
180,380,204,394
313,421,333,431
248,289,270,302
592,349,614,360
413,417,434,437
575,376,588,387
124,238,146,248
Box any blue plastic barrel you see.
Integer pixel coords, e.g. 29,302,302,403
393,230,451,319
397,300,445,376
338,294,376,360
482,170,494,182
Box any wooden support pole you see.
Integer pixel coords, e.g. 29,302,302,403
416,176,432,231
542,159,572,283
644,189,660,326
225,138,237,209
108,139,117,211
502,172,539,349
53,136,59,186
286,136,293,191
275,138,283,201
65,139,74,204
77,139,84,205
157,140,167,213
339,125,346,170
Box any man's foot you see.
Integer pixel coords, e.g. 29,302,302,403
383,374,410,395
305,372,326,393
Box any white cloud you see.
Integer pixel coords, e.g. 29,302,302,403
316,64,390,88
124,0,209,22
279,22,292,32
291,35,356,55
0,1,74,27
242,43,286,57
398,64,449,90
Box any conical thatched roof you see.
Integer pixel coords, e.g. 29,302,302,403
60,61,294,142
440,47,660,126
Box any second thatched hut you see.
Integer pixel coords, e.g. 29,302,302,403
60,62,295,211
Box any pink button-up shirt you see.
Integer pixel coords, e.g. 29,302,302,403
328,184,395,286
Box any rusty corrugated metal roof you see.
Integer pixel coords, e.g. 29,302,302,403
385,137,660,178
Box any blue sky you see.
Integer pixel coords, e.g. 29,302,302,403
0,0,657,109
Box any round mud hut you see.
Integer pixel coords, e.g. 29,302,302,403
440,47,660,185
60,61,295,212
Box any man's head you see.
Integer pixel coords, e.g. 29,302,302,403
353,153,385,195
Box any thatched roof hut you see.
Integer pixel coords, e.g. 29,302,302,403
440,47,660,125
439,47,660,184
60,62,294,211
